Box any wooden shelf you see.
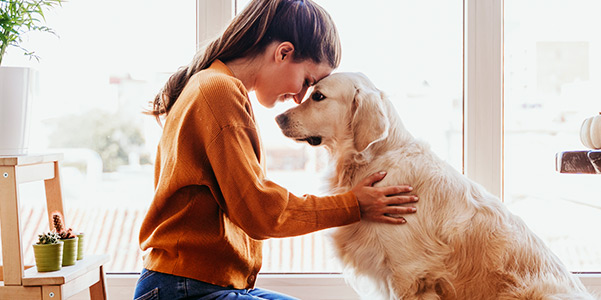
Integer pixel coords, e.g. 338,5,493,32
0,153,63,166
556,150,601,174
0,154,109,299
23,254,110,286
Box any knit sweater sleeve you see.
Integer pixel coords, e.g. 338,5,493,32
207,126,360,240
199,79,360,240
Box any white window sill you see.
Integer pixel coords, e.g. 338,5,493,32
66,272,601,300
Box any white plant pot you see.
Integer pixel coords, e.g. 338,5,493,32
0,67,35,156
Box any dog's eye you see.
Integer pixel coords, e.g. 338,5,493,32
311,92,325,101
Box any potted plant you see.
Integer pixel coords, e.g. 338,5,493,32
0,0,63,155
32,231,63,272
52,211,78,266
77,231,85,260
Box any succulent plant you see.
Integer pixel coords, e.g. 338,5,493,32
37,231,60,244
52,211,76,239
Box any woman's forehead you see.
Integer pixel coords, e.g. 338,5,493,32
305,61,334,82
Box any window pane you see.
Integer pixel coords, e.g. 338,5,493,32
242,0,463,272
504,0,601,271
2,0,196,272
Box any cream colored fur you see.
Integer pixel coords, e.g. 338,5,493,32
276,72,596,300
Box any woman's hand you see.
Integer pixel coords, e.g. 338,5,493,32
351,171,418,224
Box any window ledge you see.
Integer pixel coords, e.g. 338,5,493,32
67,272,601,300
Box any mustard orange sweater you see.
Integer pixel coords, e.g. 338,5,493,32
139,60,361,289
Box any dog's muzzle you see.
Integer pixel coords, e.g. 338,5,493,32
275,113,289,128
275,113,322,146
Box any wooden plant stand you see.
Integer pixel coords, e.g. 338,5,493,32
0,154,110,300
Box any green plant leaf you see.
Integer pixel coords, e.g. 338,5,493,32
0,0,63,65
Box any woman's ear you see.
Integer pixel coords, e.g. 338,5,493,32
275,41,295,62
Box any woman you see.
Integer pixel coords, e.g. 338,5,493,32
134,0,418,299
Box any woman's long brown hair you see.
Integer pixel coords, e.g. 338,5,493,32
147,0,341,123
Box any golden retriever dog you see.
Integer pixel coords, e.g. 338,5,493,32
275,72,596,300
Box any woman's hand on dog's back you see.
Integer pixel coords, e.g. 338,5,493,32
352,171,418,224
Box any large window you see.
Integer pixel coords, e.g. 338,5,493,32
4,0,599,285
2,0,195,272
504,0,601,272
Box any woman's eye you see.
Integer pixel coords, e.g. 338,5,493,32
311,92,325,101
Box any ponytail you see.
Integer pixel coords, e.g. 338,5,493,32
147,0,341,123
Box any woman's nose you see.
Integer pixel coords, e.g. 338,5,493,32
293,86,309,104
293,95,303,104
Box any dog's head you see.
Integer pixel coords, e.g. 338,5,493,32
276,72,389,153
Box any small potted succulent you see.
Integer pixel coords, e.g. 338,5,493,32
32,231,63,272
52,211,78,266
77,231,85,260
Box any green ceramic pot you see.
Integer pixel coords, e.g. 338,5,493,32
33,241,63,272
76,232,84,260
61,237,78,266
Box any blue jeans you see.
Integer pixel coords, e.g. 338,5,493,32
134,268,299,300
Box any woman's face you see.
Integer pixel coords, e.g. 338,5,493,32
254,44,333,108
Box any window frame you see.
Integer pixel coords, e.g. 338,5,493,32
98,0,601,298
464,0,504,198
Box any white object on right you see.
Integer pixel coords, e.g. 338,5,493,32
580,112,601,150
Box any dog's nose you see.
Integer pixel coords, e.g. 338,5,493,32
276,113,289,128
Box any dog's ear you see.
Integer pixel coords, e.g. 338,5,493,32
351,87,389,152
